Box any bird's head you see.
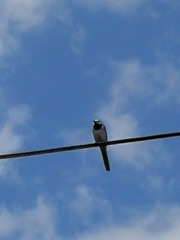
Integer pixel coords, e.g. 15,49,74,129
93,119,103,125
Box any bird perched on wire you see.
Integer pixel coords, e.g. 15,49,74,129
92,119,110,171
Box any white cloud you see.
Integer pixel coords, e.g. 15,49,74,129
1,192,180,240
1,0,178,60
0,0,51,59
1,190,180,240
75,205,180,240
0,104,31,178
70,25,86,55
98,60,179,167
68,0,180,16
70,185,94,220
0,196,59,240
58,184,114,229
53,0,73,24
0,104,31,153
70,184,112,218
74,0,146,14
109,60,180,109
1,0,49,31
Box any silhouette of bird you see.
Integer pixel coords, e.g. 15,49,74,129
92,119,110,171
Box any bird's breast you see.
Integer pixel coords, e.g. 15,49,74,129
93,128,107,142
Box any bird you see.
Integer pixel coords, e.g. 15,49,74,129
92,119,110,171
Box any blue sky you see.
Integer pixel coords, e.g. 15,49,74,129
0,0,180,239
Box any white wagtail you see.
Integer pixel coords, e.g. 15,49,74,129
92,119,110,171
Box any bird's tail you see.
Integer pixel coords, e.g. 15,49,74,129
100,146,110,171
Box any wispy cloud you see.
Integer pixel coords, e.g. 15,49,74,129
1,0,49,31
0,103,31,178
0,196,59,240
75,205,180,240
69,184,113,227
0,105,31,152
55,183,114,235
0,0,51,59
1,190,180,240
98,60,179,167
70,25,86,55
1,191,180,240
73,0,147,14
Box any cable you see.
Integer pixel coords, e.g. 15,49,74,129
0,131,179,160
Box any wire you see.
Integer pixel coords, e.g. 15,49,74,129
0,131,179,160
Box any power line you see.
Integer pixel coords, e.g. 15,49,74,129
0,131,179,160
